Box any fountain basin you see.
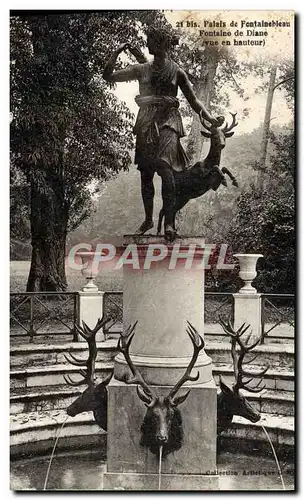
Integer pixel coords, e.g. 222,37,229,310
10,407,294,461
10,450,295,491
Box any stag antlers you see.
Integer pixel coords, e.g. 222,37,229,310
119,321,205,406
167,322,204,405
118,321,157,406
219,317,269,394
64,316,116,387
222,112,238,133
201,112,238,137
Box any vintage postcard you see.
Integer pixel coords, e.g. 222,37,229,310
10,9,295,491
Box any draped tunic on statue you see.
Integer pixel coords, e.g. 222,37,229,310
133,60,190,173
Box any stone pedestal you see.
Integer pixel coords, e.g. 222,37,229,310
105,378,217,470
233,293,262,338
105,235,218,490
104,378,218,490
114,235,212,385
77,290,105,342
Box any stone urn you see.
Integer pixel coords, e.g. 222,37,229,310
233,253,263,294
77,251,99,291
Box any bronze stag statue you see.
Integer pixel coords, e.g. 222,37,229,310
157,113,239,234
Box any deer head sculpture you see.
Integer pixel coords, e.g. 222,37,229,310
217,318,269,435
201,112,238,145
118,321,204,457
65,316,116,431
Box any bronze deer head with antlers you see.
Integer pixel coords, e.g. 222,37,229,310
119,321,204,457
217,318,269,435
65,316,116,430
201,112,238,148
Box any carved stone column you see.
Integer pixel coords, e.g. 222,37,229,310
114,235,212,385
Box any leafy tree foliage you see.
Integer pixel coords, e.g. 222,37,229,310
169,23,273,164
10,165,31,259
227,129,295,293
11,11,294,296
10,12,145,290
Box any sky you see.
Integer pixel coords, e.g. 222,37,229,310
113,9,294,135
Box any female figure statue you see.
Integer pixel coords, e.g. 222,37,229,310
103,26,222,240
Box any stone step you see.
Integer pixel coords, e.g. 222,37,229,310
204,323,294,342
10,409,294,459
205,335,294,345
106,322,294,344
10,322,294,345
10,340,294,372
222,389,294,417
206,343,293,370
10,385,84,415
10,362,113,390
213,364,294,392
10,358,294,392
10,409,106,459
222,412,294,449
10,385,294,417
10,339,118,369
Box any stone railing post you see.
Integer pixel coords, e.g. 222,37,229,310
77,290,105,342
76,251,105,342
233,254,263,338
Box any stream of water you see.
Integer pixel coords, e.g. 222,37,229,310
158,445,163,491
261,424,286,490
43,417,68,490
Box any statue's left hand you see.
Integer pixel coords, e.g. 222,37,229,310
213,116,225,127
199,112,225,128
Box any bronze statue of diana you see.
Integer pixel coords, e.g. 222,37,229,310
103,26,223,241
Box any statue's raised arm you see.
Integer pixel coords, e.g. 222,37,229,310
177,68,223,127
103,43,145,83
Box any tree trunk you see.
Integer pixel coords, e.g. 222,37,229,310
186,48,219,164
24,18,69,291
26,178,68,292
258,64,277,189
